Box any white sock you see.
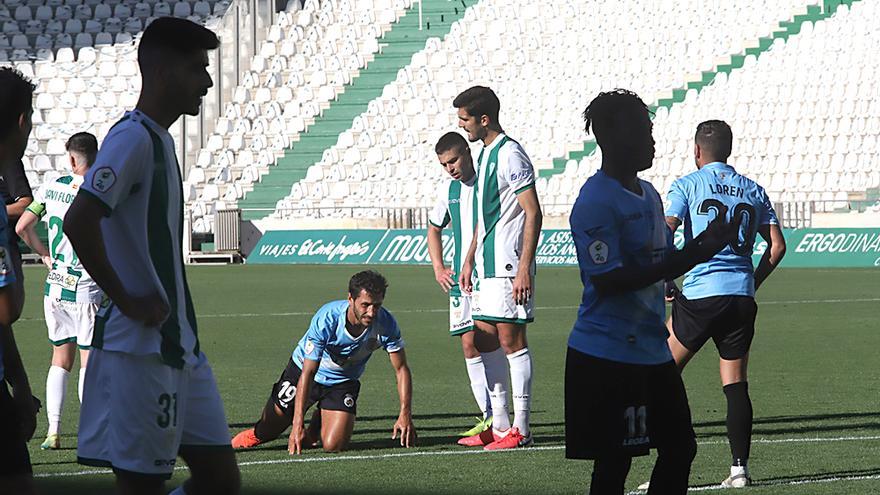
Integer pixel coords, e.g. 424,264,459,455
481,348,510,433
507,347,532,437
46,366,69,436
78,367,86,403
464,356,491,418
731,465,748,477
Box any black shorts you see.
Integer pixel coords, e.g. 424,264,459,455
671,294,757,360
267,359,361,419
0,383,32,477
564,348,695,460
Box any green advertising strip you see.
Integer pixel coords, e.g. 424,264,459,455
247,228,880,268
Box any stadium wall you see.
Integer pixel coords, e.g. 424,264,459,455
246,228,880,267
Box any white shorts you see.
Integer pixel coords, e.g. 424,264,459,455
77,349,232,478
472,277,535,324
449,287,474,336
45,297,98,348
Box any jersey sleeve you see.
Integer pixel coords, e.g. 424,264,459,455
379,310,405,353
571,199,622,276
428,190,450,228
300,311,333,362
79,126,152,214
502,145,536,195
665,178,689,220
0,220,16,288
756,186,779,226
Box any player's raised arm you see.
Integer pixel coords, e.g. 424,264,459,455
754,224,786,291
289,357,319,455
389,349,416,447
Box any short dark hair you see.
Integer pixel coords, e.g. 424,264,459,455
695,120,733,160
453,86,500,124
434,132,468,156
582,89,650,140
138,17,219,73
66,132,99,166
0,67,36,140
348,270,388,299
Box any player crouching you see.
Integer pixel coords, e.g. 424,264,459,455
231,270,417,453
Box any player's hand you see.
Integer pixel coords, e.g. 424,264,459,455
458,261,474,294
433,266,455,293
13,390,40,442
41,255,52,269
690,216,738,263
512,271,533,305
119,293,170,327
664,280,679,302
392,414,416,448
289,420,306,455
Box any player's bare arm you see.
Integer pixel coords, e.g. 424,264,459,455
389,349,416,448
665,216,682,233
64,193,169,326
754,224,786,291
289,357,319,455
591,217,737,297
513,187,542,305
427,223,454,293
458,226,478,294
15,210,51,268
0,286,37,442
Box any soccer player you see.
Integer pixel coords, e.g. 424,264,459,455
663,120,787,488
17,132,103,450
230,270,416,453
0,66,40,495
565,89,735,494
426,131,498,438
63,18,240,495
455,86,542,450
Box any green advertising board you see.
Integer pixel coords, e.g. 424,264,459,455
248,228,880,268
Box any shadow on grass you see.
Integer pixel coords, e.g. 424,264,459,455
692,410,880,438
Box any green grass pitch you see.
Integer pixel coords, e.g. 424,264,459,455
14,265,880,494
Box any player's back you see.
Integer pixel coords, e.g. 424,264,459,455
666,162,778,299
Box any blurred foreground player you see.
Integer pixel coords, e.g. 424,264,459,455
565,90,735,495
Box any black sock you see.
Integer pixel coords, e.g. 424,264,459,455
723,381,752,467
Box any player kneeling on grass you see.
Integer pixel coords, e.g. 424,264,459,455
17,132,102,451
232,270,417,453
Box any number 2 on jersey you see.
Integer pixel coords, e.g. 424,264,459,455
47,216,78,265
697,199,757,256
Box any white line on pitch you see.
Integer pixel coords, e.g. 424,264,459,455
34,433,880,479
13,298,880,322
625,473,880,494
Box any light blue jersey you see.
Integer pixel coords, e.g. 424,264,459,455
292,300,404,386
568,171,673,365
666,162,778,299
0,205,17,381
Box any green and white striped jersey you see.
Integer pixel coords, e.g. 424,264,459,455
428,174,477,285
474,134,537,279
79,110,199,370
29,174,102,304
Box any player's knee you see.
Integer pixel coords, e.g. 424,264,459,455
321,440,347,453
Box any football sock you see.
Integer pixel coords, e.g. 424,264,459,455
78,367,86,403
481,348,510,433
464,355,492,418
46,366,69,436
723,381,752,468
506,347,532,436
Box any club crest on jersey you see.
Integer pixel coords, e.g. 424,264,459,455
92,168,117,193
304,340,316,355
589,240,609,264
